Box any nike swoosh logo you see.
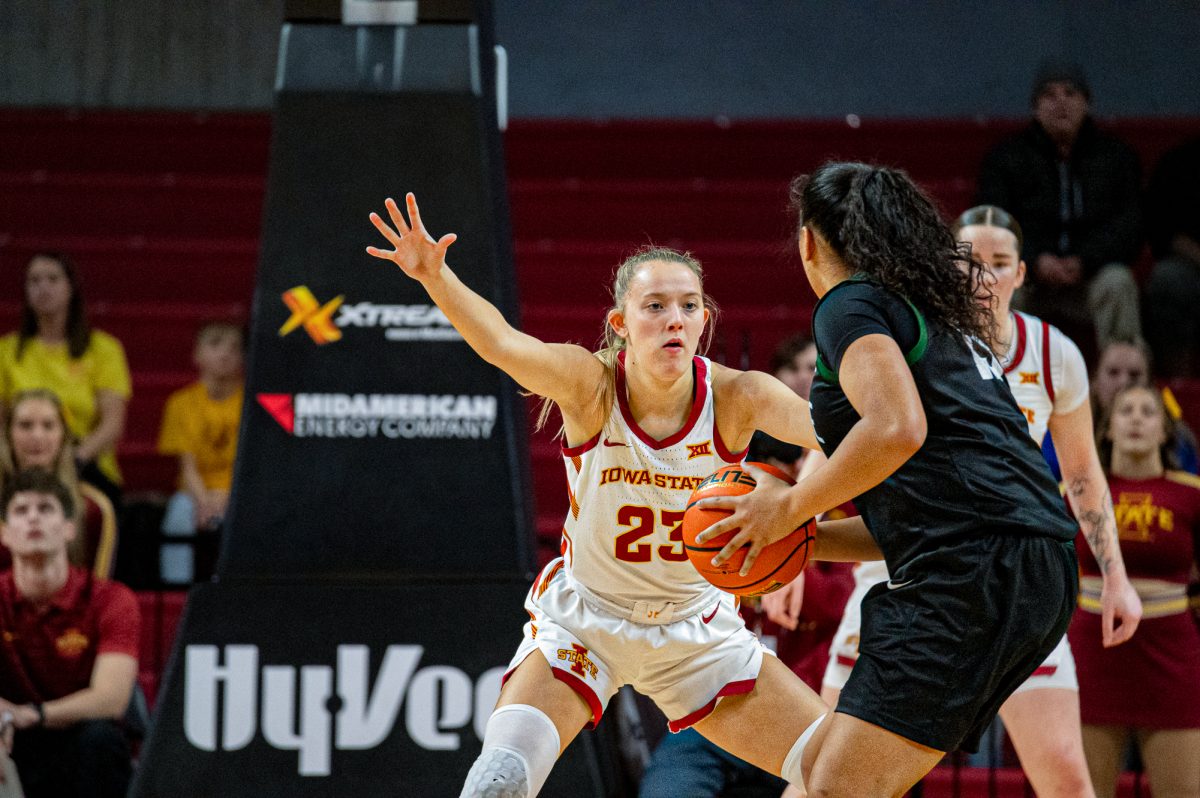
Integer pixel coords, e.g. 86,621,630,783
602,438,627,447
701,606,719,624
886,579,914,590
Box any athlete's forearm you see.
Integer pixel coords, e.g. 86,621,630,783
1050,404,1129,581
787,416,921,527
813,516,883,562
420,265,519,364
1065,462,1127,580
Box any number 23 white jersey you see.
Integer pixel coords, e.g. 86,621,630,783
559,353,744,611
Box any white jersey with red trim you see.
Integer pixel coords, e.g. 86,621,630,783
1002,311,1089,445
559,353,744,613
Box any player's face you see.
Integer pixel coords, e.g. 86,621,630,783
957,225,1025,319
0,491,75,559
1034,82,1089,142
774,344,818,400
1094,343,1149,410
9,398,66,470
610,260,708,376
194,329,245,381
1108,388,1166,459
25,256,72,318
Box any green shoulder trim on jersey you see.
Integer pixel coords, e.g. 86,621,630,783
815,352,838,384
902,299,928,366
1164,470,1200,491
814,277,928,386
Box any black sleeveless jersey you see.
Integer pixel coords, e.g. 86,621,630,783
808,279,1078,573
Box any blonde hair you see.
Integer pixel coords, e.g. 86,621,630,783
1,389,88,565
534,245,719,436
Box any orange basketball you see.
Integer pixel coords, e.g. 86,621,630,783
682,462,816,597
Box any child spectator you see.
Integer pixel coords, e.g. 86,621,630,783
0,253,131,509
155,322,244,583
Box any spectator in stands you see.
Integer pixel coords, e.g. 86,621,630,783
0,468,139,798
768,333,818,401
0,390,117,577
976,59,1142,352
155,322,244,584
637,432,853,798
1044,340,1199,478
0,253,131,509
1070,385,1200,798
1144,136,1200,378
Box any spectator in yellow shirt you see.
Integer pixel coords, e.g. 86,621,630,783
0,253,131,508
156,322,244,583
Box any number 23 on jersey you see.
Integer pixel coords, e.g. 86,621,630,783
614,506,687,563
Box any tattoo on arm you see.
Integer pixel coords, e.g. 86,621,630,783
1068,478,1115,576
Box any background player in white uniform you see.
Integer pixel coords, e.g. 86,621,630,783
775,205,1142,798
367,195,881,798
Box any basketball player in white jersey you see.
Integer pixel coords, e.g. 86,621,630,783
772,205,1143,798
367,195,880,798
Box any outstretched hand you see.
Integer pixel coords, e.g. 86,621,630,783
366,193,458,282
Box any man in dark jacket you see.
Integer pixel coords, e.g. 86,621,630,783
976,59,1143,355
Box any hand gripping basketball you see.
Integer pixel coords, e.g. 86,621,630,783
366,193,458,282
683,462,816,597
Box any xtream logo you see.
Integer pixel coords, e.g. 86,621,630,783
184,644,503,777
256,392,497,439
337,302,462,342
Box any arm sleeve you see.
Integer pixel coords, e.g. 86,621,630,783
1050,327,1090,416
813,283,917,375
96,583,140,659
91,334,132,399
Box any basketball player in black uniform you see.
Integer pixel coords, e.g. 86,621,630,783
696,162,1079,796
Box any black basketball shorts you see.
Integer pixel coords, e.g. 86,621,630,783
836,534,1078,753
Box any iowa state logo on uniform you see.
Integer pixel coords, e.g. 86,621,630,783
557,644,598,679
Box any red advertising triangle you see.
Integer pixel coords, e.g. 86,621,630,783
256,393,295,435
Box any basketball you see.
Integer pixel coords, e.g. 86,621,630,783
682,462,816,597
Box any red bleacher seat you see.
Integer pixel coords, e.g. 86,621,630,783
0,172,264,238
135,590,188,708
0,109,270,176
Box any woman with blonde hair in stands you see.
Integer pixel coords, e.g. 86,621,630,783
0,389,117,576
1073,384,1200,798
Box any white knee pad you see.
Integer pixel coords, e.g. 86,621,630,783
780,713,827,795
460,704,561,798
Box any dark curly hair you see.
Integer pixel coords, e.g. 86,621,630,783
789,162,993,344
